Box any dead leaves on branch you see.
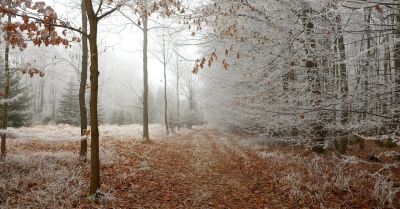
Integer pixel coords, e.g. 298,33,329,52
192,49,234,74
14,62,46,78
187,2,269,73
192,52,217,74
152,0,185,16
20,67,45,77
0,0,80,50
130,0,184,19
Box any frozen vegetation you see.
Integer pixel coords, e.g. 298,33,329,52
1,0,400,208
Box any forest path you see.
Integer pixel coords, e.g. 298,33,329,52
5,128,397,208
97,129,286,209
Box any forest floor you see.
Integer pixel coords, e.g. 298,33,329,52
1,127,400,209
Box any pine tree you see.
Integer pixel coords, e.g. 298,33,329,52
56,81,80,126
0,70,32,127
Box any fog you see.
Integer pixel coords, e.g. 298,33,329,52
4,0,202,125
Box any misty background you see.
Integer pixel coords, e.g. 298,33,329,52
3,0,205,128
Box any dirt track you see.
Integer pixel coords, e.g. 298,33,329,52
97,130,285,209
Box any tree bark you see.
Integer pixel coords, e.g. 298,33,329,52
336,14,349,125
84,0,100,196
39,78,45,113
51,83,56,120
393,10,400,131
79,0,89,159
163,38,169,134
302,3,324,143
1,16,11,159
383,35,390,116
176,55,180,131
361,9,371,120
142,0,150,141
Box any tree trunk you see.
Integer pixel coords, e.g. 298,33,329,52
163,52,169,134
188,89,194,129
51,83,56,120
79,0,89,159
1,16,11,159
337,15,349,125
383,35,390,116
142,0,150,141
39,78,45,113
84,0,100,196
168,106,174,133
393,11,400,131
302,3,323,142
361,9,371,120
176,57,180,131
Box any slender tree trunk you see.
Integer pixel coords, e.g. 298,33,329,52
176,57,180,131
337,15,349,125
39,78,45,113
51,83,56,120
88,24,100,195
393,11,400,131
79,0,89,159
383,35,390,115
333,33,339,123
161,31,169,134
188,89,195,129
163,55,169,134
361,9,371,120
1,16,11,159
84,0,100,196
168,106,174,133
142,0,150,141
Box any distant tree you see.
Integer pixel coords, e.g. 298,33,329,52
122,0,185,141
0,69,32,128
173,52,182,131
88,97,105,125
152,28,175,134
181,72,202,128
110,108,125,125
117,110,126,125
110,109,119,125
97,100,106,125
56,80,80,126
182,107,202,129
